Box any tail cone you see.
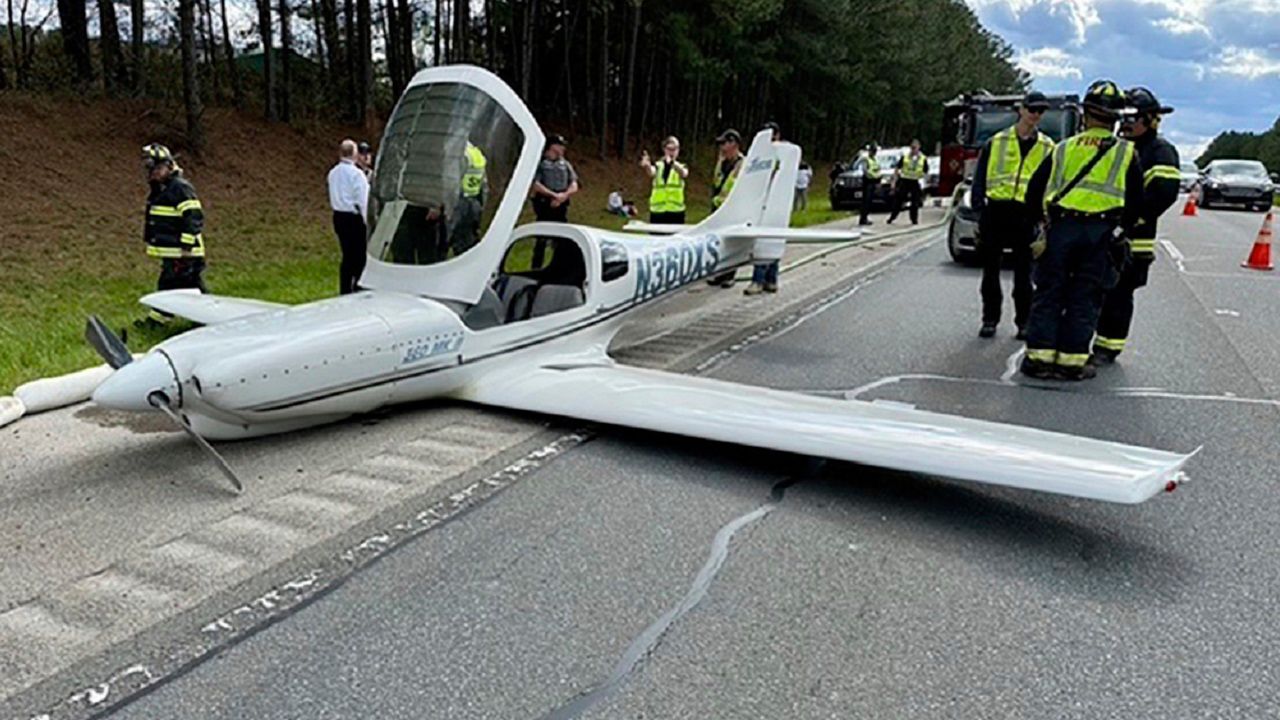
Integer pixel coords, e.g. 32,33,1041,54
1242,211,1274,271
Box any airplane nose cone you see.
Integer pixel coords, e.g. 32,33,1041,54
92,352,181,412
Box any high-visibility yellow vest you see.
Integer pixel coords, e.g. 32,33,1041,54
985,127,1053,203
712,156,741,208
462,143,486,198
649,159,687,213
862,152,881,180
900,152,927,181
1044,127,1135,215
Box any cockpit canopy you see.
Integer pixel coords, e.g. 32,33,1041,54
367,82,524,266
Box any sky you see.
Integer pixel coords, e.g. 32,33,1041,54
963,0,1280,160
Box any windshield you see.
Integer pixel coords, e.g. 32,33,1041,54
971,108,1075,145
368,82,524,265
1181,162,1198,174
1209,161,1267,178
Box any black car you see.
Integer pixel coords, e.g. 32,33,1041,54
829,150,900,211
1199,159,1276,212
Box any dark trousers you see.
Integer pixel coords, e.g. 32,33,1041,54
859,179,875,223
650,210,686,224
1025,218,1115,367
333,210,367,294
979,202,1034,327
153,258,207,320
1095,253,1153,355
531,197,569,266
888,179,922,224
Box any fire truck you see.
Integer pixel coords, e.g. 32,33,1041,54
942,91,1079,263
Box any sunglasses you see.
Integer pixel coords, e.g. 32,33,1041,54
1025,106,1049,115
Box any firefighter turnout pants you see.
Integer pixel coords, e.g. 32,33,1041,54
978,201,1034,328
151,258,207,321
1094,254,1153,357
1024,217,1118,369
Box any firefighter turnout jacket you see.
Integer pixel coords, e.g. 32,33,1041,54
1128,131,1180,257
145,171,205,258
983,126,1054,204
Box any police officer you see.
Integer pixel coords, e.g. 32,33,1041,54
531,134,579,222
707,128,744,288
1020,80,1144,381
971,91,1056,339
140,143,207,326
640,135,689,224
888,139,928,225
1092,87,1181,365
856,142,881,226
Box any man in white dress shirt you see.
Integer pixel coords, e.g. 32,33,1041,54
328,139,370,294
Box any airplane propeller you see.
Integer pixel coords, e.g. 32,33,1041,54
85,315,134,369
148,390,244,494
85,316,244,495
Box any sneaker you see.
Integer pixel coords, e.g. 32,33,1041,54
1015,325,1027,341
978,322,997,338
1019,357,1056,379
1091,347,1118,365
743,282,764,296
763,282,778,293
859,219,873,226
1056,363,1098,381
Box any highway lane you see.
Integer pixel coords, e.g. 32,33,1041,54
106,205,1280,719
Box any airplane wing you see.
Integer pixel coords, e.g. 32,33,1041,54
622,221,690,235
460,361,1191,504
623,222,862,245
140,290,287,325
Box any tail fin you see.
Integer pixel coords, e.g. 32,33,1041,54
691,129,777,233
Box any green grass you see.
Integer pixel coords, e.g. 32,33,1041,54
0,168,852,394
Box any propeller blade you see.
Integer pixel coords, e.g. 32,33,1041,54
85,315,134,369
147,391,244,494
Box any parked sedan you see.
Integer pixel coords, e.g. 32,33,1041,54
1179,161,1199,193
1199,159,1275,211
829,149,901,211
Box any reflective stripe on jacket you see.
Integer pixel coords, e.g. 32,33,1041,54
1044,128,1136,215
985,127,1053,203
649,160,687,213
146,173,205,258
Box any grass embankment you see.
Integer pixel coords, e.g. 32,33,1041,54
0,93,848,392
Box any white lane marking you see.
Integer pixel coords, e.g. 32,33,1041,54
1160,238,1187,273
843,373,1280,409
1214,309,1241,317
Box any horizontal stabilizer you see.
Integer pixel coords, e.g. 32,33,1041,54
462,362,1191,504
140,290,287,325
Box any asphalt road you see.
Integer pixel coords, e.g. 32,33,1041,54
106,205,1280,719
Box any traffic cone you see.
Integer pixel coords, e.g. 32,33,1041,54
1181,192,1198,216
1242,211,1274,271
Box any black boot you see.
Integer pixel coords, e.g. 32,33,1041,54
1056,363,1098,381
1091,346,1119,365
978,322,997,338
1019,356,1056,379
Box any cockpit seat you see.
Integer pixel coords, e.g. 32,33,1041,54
462,285,504,329
529,285,585,318
494,275,538,323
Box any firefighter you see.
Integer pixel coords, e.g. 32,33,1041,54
887,139,928,225
706,128,744,288
1019,80,1144,381
971,91,1056,339
857,142,881,226
1092,87,1181,365
139,143,206,326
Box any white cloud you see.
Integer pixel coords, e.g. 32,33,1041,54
1152,17,1210,35
1015,47,1084,79
965,0,1101,45
1214,46,1280,80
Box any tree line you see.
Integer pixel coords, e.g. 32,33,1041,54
2,0,1027,159
1198,118,1280,172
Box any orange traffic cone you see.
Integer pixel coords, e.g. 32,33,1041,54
1181,191,1198,216
1242,211,1274,271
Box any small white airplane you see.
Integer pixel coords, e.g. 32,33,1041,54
88,65,1192,502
